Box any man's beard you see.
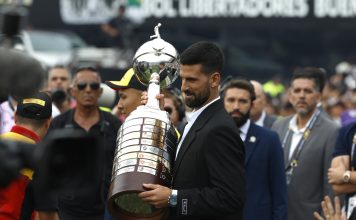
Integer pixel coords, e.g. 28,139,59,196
231,110,250,128
184,87,210,109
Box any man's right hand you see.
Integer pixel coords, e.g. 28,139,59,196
313,196,346,220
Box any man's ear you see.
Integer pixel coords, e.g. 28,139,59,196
210,72,220,88
45,118,52,130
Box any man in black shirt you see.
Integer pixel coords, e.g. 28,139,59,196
44,67,121,220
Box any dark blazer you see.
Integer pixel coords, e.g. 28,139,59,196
263,114,277,128
272,114,338,220
171,99,245,220
243,122,287,220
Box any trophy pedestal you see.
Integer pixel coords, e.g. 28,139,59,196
108,172,169,220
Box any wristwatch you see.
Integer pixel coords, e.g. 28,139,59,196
168,189,178,207
343,171,351,183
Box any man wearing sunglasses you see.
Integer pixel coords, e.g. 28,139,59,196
43,67,122,220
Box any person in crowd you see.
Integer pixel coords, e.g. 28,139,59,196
100,5,134,49
0,92,58,220
0,93,60,135
340,88,356,126
162,88,186,133
47,65,73,113
263,74,285,99
250,80,277,128
223,79,287,220
0,95,19,134
272,67,339,220
45,67,121,220
327,122,356,219
138,41,245,220
106,68,146,120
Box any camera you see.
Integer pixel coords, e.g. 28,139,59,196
0,1,100,194
51,88,68,105
0,131,100,194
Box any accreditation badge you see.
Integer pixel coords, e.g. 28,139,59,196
347,194,356,219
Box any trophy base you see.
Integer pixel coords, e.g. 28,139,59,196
108,173,169,220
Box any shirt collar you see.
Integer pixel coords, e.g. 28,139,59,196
186,97,220,124
240,119,250,136
255,111,266,127
11,125,40,142
289,110,316,134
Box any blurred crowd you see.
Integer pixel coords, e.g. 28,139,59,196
0,6,356,219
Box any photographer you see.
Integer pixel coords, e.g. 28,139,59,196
0,92,58,220
47,65,74,113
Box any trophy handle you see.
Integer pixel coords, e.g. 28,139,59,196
146,72,160,109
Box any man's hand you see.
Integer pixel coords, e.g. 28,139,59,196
138,183,171,209
313,196,346,220
140,91,165,110
328,162,347,184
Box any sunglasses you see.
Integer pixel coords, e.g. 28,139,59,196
76,82,100,91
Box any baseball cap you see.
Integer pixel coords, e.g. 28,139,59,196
16,92,52,120
105,68,147,91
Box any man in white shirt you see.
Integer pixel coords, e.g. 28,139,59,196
272,67,339,220
138,41,245,220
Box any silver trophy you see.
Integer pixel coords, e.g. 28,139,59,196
108,23,180,220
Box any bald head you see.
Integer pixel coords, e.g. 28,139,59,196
250,80,266,122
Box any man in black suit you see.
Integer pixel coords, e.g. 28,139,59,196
139,41,245,219
222,79,287,220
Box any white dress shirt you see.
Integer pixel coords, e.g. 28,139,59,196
255,111,266,127
175,97,220,158
239,119,251,142
287,113,315,160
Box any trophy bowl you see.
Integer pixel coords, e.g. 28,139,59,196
108,23,180,220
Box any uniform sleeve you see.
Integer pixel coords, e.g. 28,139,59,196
333,125,351,158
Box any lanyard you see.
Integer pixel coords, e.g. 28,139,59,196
283,109,321,170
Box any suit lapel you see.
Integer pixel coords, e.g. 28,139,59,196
244,123,259,166
173,100,222,178
283,127,293,169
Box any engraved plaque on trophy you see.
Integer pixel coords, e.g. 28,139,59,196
108,23,180,220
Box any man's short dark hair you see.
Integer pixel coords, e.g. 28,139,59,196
223,79,256,101
73,66,102,83
180,41,224,75
291,67,326,93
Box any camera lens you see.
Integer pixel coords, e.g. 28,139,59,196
51,89,66,104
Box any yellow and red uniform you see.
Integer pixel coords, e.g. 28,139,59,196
0,125,39,220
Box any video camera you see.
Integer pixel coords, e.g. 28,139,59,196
0,131,100,194
0,1,101,194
